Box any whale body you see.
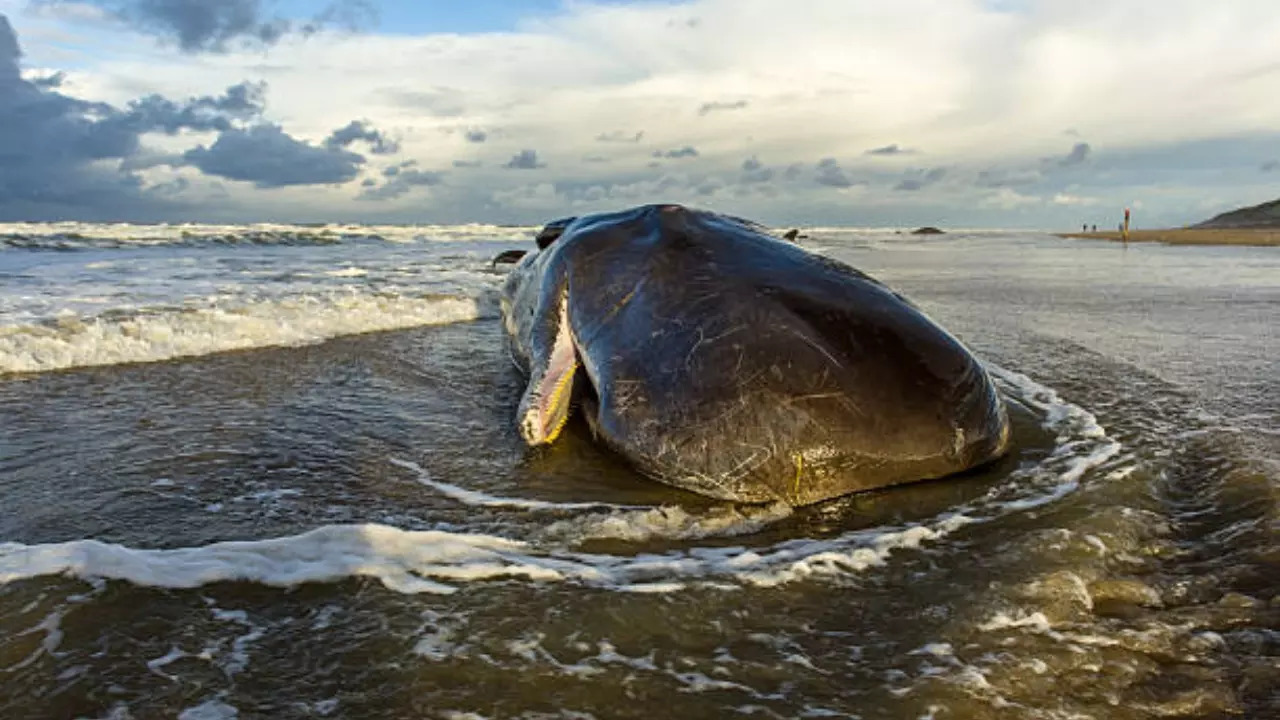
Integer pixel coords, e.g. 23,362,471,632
500,204,1010,505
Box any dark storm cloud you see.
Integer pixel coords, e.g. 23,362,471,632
182,125,366,187
595,130,644,143
652,146,698,159
120,81,266,134
145,176,189,197
0,13,18,72
358,167,444,200
505,149,545,169
865,143,912,156
1,14,150,217
0,13,318,219
893,167,947,192
304,0,377,34
30,70,65,88
324,119,400,155
698,100,748,116
464,129,487,143
814,158,855,188
45,0,377,53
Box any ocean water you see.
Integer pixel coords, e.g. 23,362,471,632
1,222,1277,718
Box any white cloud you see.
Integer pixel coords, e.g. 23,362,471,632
983,188,1042,209
5,0,1280,225
1051,192,1100,206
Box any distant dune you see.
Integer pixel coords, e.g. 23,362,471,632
1193,197,1280,229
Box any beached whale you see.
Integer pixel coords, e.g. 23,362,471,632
499,204,1010,505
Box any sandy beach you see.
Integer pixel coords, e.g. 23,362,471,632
1058,228,1280,246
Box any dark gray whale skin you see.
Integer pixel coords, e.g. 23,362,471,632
501,204,1010,506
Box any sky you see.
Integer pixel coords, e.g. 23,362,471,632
1,0,1279,228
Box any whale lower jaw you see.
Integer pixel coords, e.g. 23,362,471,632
517,298,579,446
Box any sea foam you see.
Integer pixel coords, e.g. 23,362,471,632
0,291,496,374
0,368,1120,598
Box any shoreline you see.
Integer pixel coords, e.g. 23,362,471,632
1056,228,1280,247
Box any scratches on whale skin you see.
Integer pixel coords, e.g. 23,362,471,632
782,324,846,371
684,323,747,372
600,278,645,326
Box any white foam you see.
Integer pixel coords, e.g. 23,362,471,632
0,220,538,249
0,525,567,595
323,267,368,277
540,503,794,544
178,698,238,720
390,458,629,512
0,292,495,374
0,514,978,596
0,367,1120,597
981,365,1123,513
1,608,64,672
145,647,187,678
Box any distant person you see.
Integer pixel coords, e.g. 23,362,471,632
1091,224,1096,232
1082,223,1088,232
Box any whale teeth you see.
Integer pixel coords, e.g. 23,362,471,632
518,293,579,445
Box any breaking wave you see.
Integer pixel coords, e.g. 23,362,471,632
0,290,498,375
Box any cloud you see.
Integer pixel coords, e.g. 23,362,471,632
982,188,1041,209
380,87,467,117
182,125,366,187
652,146,699,159
595,130,643,143
1053,142,1092,167
505,149,546,169
1262,160,1279,172
464,129,487,143
814,158,855,188
48,0,376,53
698,100,748,116
0,14,273,218
324,119,399,155
865,144,913,156
383,160,414,177
740,155,774,183
119,81,267,134
452,159,481,168
359,167,444,200
975,167,1042,188
30,71,66,88
1051,193,1100,206
894,167,947,191
10,0,1280,226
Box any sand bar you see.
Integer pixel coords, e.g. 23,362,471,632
1057,229,1280,247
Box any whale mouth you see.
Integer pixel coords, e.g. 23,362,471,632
518,296,580,445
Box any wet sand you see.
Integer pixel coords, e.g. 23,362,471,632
1058,228,1280,246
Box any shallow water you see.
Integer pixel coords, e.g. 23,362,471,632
1,225,1277,718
